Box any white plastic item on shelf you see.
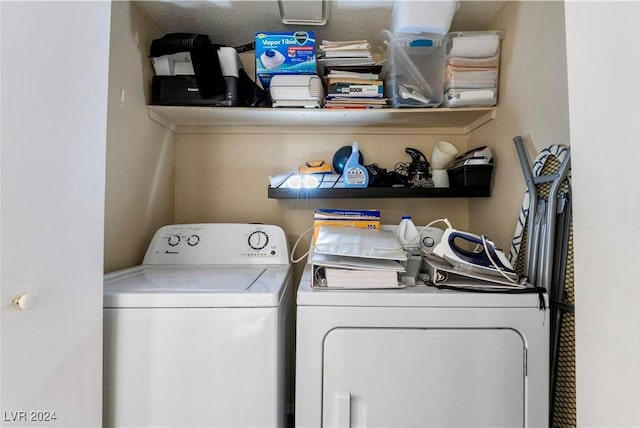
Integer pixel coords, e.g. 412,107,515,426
448,33,500,58
444,88,497,107
446,31,503,54
390,0,460,35
396,216,420,251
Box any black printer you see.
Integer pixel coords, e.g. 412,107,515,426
150,33,268,107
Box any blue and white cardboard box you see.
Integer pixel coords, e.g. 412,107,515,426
255,31,316,89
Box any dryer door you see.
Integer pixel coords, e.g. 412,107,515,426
322,328,525,428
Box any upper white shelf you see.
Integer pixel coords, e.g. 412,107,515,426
147,105,496,135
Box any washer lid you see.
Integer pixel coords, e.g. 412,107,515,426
104,265,291,308
297,265,545,308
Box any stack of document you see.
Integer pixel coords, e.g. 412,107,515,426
444,32,501,107
325,68,381,81
318,40,376,67
312,226,407,289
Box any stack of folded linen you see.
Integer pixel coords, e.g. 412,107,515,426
443,32,502,107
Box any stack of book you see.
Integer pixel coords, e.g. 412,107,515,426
325,76,386,109
318,40,387,109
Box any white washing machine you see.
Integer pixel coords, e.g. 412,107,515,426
295,264,549,428
103,223,293,428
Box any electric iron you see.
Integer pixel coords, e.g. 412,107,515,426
432,227,519,280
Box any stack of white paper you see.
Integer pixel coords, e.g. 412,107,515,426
318,40,375,67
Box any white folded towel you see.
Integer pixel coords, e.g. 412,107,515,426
449,34,500,58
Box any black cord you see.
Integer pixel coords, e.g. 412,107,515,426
432,284,548,310
394,162,410,176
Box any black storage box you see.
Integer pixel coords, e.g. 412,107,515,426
448,164,493,188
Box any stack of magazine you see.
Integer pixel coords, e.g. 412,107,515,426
311,226,407,289
317,40,375,67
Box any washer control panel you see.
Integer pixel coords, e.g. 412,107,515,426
143,223,290,265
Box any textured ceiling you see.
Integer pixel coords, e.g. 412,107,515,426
135,0,507,50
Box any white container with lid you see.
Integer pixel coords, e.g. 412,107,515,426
390,0,459,35
396,216,420,251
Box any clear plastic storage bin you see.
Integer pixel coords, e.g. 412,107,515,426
380,30,446,108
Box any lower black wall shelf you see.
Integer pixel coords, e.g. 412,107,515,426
267,186,490,199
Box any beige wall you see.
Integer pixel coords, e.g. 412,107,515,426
104,2,176,272
468,0,570,251
175,131,470,280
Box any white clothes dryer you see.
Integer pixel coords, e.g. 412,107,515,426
103,223,293,428
295,264,549,428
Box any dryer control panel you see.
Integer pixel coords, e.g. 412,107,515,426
143,223,290,265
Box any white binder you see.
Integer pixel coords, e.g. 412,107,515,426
311,226,407,289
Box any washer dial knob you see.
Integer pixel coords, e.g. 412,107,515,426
248,231,269,250
187,235,200,246
168,234,181,246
